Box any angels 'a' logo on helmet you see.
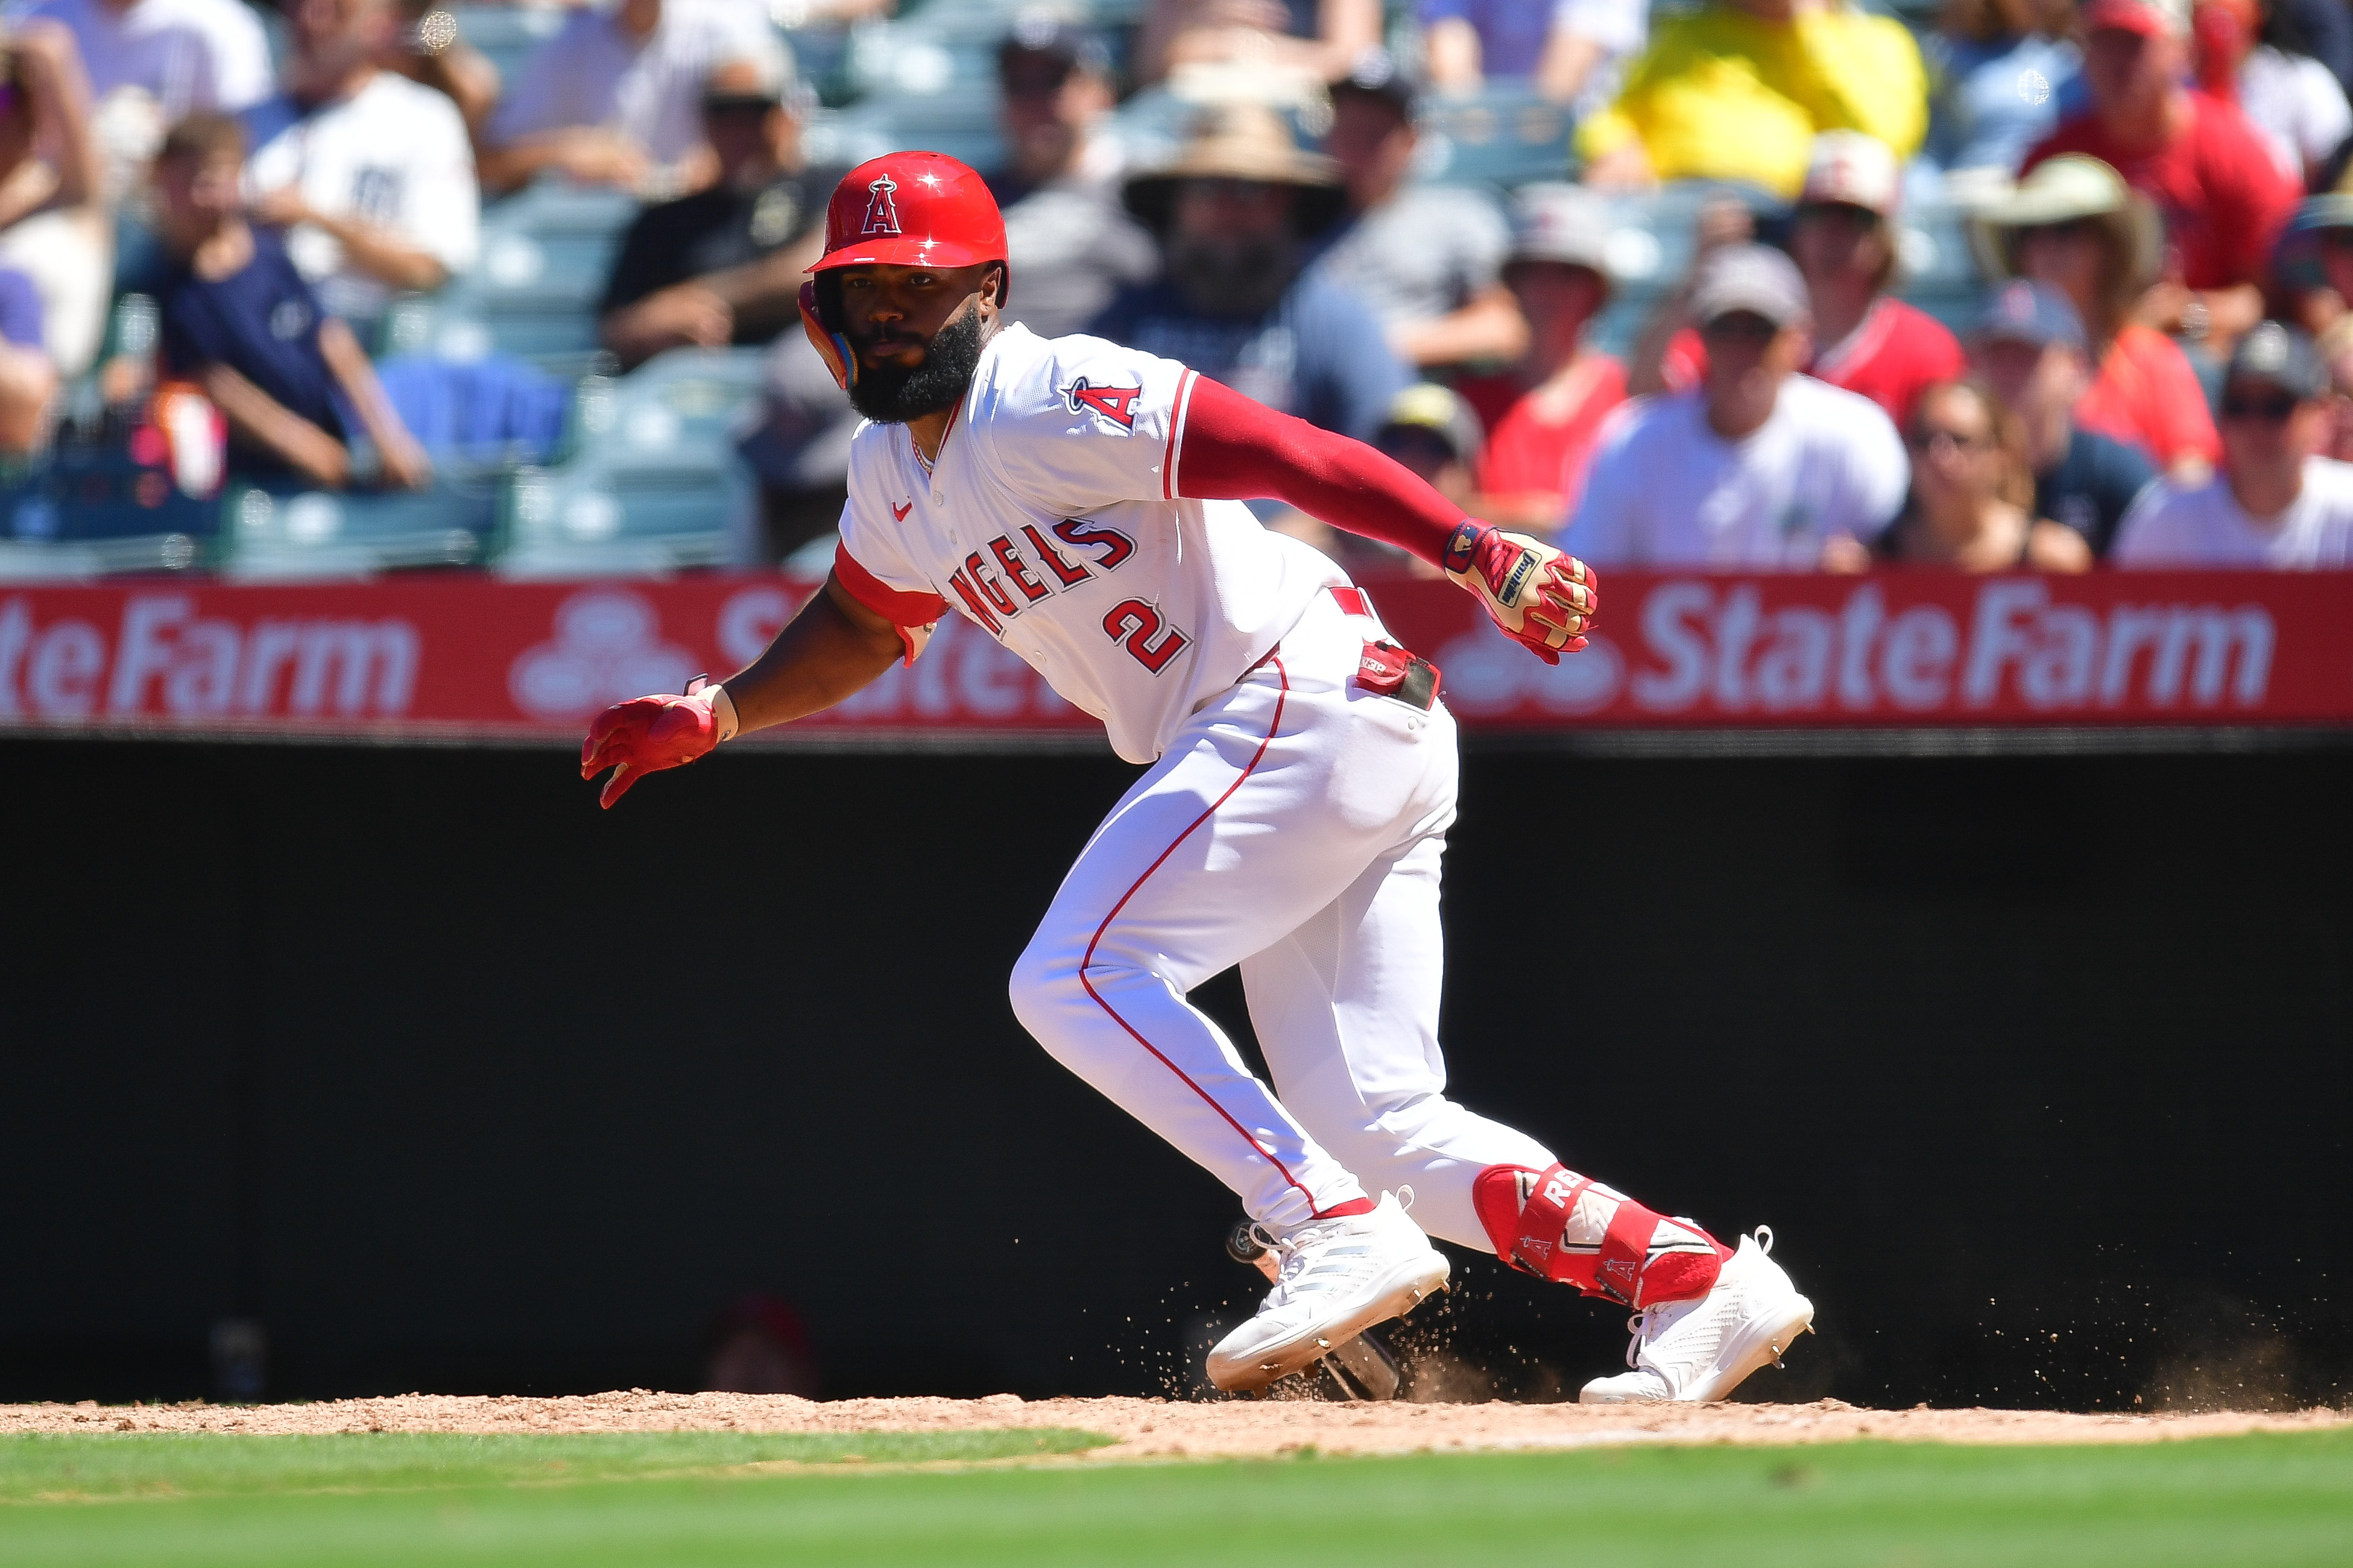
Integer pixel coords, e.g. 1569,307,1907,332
1064,377,1142,430
861,174,902,236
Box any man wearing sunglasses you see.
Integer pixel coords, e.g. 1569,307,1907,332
2113,323,2353,565
1568,242,1909,566
599,54,839,371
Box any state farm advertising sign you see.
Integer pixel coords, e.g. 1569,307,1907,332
0,571,2345,740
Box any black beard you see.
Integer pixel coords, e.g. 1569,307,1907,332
847,307,987,423
1170,233,1292,318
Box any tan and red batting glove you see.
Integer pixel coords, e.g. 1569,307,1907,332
580,676,739,809
1442,521,1598,664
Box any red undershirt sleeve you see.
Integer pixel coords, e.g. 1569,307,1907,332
833,540,949,664
1170,376,1462,569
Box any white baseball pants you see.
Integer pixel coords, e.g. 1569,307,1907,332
1008,590,1556,1247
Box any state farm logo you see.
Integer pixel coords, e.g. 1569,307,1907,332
508,590,698,720
0,593,418,720
1435,578,2276,720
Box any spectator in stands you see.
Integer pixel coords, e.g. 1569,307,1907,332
1095,103,1407,440
1576,0,1927,198
19,0,270,191
244,0,480,332
598,55,839,370
381,0,501,143
151,114,427,490
987,16,1157,342
1922,0,2083,184
1373,381,1483,514
481,0,785,197
1309,49,1523,370
1422,0,1649,118
1135,0,1381,89
0,24,107,379
1451,183,1625,534
1634,133,1965,428
1567,244,1909,565
2021,0,2298,355
2272,188,2353,332
1968,278,2158,554
1972,153,2220,475
2114,321,2353,562
2193,0,2350,191
1878,377,2091,568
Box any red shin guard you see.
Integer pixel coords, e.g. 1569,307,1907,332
1472,1163,1728,1308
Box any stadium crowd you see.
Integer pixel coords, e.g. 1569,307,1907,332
1,0,2351,576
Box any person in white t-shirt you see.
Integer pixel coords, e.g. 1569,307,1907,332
2112,322,2353,567
480,0,780,198
1565,244,1909,568
244,0,479,326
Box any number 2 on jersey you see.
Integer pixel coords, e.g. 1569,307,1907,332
1102,599,1190,673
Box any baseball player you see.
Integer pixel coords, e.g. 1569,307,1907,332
582,153,1814,1401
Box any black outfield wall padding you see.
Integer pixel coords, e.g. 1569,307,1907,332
4,737,2348,1409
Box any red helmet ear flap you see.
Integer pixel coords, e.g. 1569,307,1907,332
800,280,855,392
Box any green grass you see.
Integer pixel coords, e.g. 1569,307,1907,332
1,1428,2349,1567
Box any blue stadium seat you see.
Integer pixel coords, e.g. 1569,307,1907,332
493,347,767,576
1413,89,1574,192
0,425,218,580
382,180,640,374
216,476,503,579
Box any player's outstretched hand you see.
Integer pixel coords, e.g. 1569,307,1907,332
1442,521,1598,664
580,681,734,808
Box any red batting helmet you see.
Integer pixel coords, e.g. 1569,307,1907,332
810,152,1008,277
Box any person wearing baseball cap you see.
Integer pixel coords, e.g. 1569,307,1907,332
599,54,842,371
1966,279,2158,556
2114,322,2353,564
1567,242,1910,567
1972,153,2217,477
1310,48,1523,370
985,11,1157,341
1644,133,1963,429
1452,183,1627,533
2018,0,2297,352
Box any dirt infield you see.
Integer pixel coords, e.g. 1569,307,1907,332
4,1393,2344,1458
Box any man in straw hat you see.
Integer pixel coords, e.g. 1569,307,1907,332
2020,0,2295,351
583,149,1817,1404
1971,152,2218,476
1093,101,1407,442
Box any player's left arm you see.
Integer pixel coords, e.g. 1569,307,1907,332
1175,376,1597,662
578,573,908,808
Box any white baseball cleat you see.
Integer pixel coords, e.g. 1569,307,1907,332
1206,1191,1449,1393
1578,1227,1814,1405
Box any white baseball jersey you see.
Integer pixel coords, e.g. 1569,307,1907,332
837,323,1347,764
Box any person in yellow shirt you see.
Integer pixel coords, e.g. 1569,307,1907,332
1577,0,1926,197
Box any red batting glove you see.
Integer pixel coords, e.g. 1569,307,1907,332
1441,521,1599,665
580,682,731,808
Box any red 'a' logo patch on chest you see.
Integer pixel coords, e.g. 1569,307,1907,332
1064,377,1142,430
